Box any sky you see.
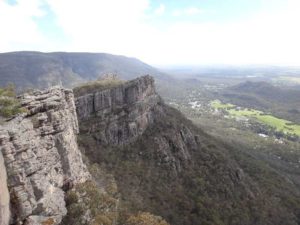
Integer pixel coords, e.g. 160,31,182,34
1,0,300,66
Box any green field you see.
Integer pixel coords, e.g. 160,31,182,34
211,100,300,136
211,100,235,109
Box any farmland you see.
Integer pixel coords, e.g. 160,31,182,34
211,100,300,136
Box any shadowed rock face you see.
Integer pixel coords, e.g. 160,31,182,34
0,151,9,225
76,75,201,174
76,75,161,145
0,87,90,225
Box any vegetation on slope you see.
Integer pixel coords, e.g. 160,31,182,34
62,180,118,225
211,100,234,109
160,79,300,190
126,212,170,225
0,84,26,118
0,51,165,90
78,102,300,225
221,81,300,124
62,163,170,225
73,75,124,97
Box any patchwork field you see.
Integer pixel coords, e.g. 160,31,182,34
211,100,300,136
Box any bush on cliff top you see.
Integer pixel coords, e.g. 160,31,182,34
73,75,124,97
0,84,26,118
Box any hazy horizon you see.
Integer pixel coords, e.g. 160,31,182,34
4,50,300,69
1,0,300,66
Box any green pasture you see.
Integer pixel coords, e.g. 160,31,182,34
211,100,235,109
211,100,300,136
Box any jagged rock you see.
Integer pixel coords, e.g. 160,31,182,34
0,87,90,225
76,75,160,145
76,76,200,175
0,151,10,225
153,125,197,173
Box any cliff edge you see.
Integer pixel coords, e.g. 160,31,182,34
75,75,160,145
0,151,9,225
0,87,90,225
1,75,299,225
75,76,300,225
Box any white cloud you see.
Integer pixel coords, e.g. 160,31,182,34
184,7,203,16
172,7,203,17
1,0,300,66
154,4,165,15
45,0,151,54
171,9,181,17
0,0,48,51
150,0,300,65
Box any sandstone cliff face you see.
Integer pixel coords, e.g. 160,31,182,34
75,78,261,225
0,151,9,225
76,76,200,176
76,75,160,145
0,87,90,225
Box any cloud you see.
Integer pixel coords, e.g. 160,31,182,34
185,7,203,15
0,0,48,51
45,0,151,54
172,7,204,17
1,0,300,66
154,3,165,15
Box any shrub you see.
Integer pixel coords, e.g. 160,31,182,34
0,84,26,118
62,181,119,225
73,75,124,97
125,212,170,225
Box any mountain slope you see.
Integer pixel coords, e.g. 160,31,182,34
75,76,300,225
0,51,166,91
230,81,300,104
221,81,300,123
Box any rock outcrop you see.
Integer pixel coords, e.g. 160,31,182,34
0,151,9,225
76,75,160,145
0,87,90,225
1,75,299,225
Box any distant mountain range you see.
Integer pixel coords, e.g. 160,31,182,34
0,51,167,91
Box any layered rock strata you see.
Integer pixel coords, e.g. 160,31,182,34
0,87,90,225
76,75,160,145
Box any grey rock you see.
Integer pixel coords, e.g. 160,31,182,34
0,87,90,225
0,151,10,225
153,125,196,173
76,75,160,145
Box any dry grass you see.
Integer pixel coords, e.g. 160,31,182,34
73,76,124,97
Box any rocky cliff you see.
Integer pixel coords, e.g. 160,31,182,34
0,87,90,225
75,75,160,145
1,75,300,225
76,76,300,225
0,151,10,225
76,76,200,173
